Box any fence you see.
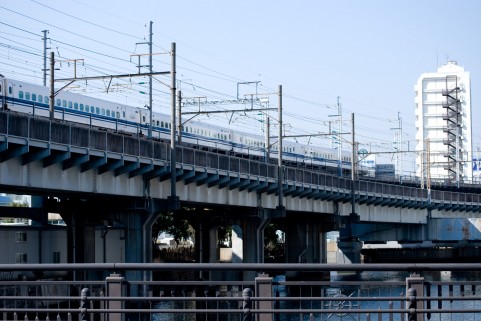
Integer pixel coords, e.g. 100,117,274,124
1,263,481,321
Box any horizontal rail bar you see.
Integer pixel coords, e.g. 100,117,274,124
3,262,481,271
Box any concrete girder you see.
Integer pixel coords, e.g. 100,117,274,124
231,178,251,191
80,155,107,173
215,175,233,189
371,197,386,206
240,179,259,192
224,176,241,190
197,172,217,186
63,154,89,170
185,171,208,185
248,181,267,193
43,150,70,168
299,188,313,198
98,158,123,175
129,163,154,178
0,144,28,162
306,188,320,199
22,147,51,165
357,195,369,205
115,160,139,177
176,169,196,182
266,182,279,195
283,184,297,196
287,186,303,197
142,165,169,181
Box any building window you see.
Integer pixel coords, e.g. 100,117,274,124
15,253,27,264
53,252,61,264
15,232,27,243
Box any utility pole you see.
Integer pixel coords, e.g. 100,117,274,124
337,97,342,177
177,90,182,144
42,30,50,86
148,21,153,138
265,117,270,163
277,85,284,213
133,21,154,138
350,113,356,217
392,112,403,178
49,52,55,120
169,42,179,210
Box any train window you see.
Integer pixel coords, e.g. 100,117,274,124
117,112,121,118
79,104,83,111
96,107,100,114
37,95,42,103
106,110,110,117
142,116,146,123
156,120,159,126
168,123,171,129
56,98,60,106
122,111,125,118
44,96,48,103
25,92,30,100
101,108,105,116
111,110,115,117
74,102,78,110
92,106,95,113
9,86,12,95
32,93,37,101
161,121,164,128
18,91,23,99
68,101,72,108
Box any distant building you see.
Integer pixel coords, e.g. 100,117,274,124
414,61,472,184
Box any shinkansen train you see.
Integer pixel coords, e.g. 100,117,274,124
0,75,353,172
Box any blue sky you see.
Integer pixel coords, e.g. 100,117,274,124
1,0,480,174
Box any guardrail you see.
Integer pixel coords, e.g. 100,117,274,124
1,263,481,321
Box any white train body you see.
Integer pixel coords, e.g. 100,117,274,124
0,75,352,172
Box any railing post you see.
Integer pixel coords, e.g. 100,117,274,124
407,288,417,321
106,273,125,321
255,274,273,321
79,288,90,321
406,274,424,321
243,288,252,321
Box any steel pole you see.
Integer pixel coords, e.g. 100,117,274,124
49,52,54,120
277,85,283,209
170,43,178,207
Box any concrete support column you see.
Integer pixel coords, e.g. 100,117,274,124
231,224,243,263
285,218,323,264
337,240,363,264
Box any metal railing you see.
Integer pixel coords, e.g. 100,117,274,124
1,263,481,320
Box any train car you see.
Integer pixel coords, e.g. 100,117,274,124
0,75,353,173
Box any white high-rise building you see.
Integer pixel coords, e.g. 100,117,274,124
414,61,472,184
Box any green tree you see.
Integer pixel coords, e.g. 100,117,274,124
152,211,192,245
